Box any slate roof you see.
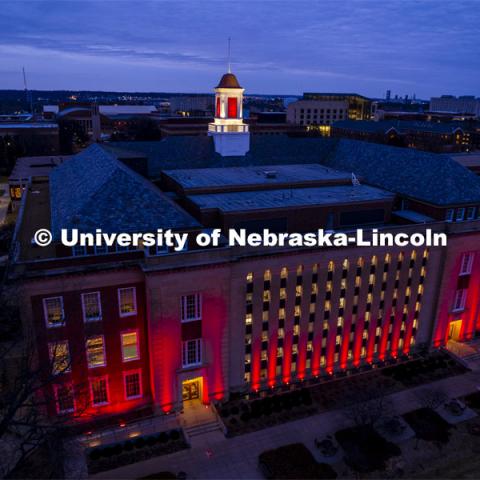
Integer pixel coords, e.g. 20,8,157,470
327,139,480,206
333,120,465,134
105,135,480,206
49,144,199,239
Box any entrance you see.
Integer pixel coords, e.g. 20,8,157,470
449,319,463,341
182,378,201,401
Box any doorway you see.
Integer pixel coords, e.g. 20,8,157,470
448,319,463,341
182,378,201,402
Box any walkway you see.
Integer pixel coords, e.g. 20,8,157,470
90,367,480,479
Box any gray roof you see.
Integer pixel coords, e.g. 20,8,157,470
107,136,338,178
107,135,480,206
49,144,199,239
163,163,351,193
326,139,480,206
188,185,394,213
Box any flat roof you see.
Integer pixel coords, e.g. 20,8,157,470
394,210,434,223
188,185,394,213
0,123,58,129
164,164,353,193
9,156,70,182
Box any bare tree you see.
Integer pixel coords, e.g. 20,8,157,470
0,285,90,478
416,387,448,411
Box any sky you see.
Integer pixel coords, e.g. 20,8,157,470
0,0,479,98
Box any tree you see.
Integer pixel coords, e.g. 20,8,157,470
0,284,89,477
416,387,448,411
58,119,89,154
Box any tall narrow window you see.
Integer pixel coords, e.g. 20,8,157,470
227,97,238,118
49,341,71,374
453,289,467,312
216,97,221,117
182,339,202,367
90,376,109,406
460,253,474,276
181,294,202,322
124,370,142,399
55,384,75,414
118,287,137,317
121,331,139,361
82,292,102,322
43,297,65,327
86,336,106,368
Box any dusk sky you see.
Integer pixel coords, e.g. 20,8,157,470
1,0,479,98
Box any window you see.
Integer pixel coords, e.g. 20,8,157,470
155,244,169,255
81,292,102,322
121,331,139,361
94,245,108,255
118,287,137,317
72,245,87,257
467,207,476,220
460,253,474,276
49,341,70,374
86,336,106,368
227,97,238,118
445,209,454,222
181,294,201,322
456,208,465,222
182,339,202,367
124,370,142,399
55,384,75,414
43,296,64,327
453,289,467,312
90,376,109,406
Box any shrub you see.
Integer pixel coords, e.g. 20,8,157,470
158,432,169,443
170,429,180,441
102,446,116,457
123,440,134,451
112,444,123,455
220,407,230,418
240,412,251,422
230,418,238,425
231,405,240,415
134,437,146,449
89,449,102,461
146,436,157,447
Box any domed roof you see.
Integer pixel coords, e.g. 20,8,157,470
216,72,242,89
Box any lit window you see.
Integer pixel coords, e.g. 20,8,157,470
456,208,465,222
453,289,467,312
124,370,142,399
90,376,109,406
72,245,87,257
460,253,474,276
121,331,139,361
81,292,102,322
118,287,137,317
182,339,202,367
445,209,454,222
49,341,70,374
86,336,106,368
181,294,201,322
245,313,252,325
55,384,75,414
43,296,65,327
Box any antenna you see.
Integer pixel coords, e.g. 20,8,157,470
22,67,33,115
227,37,231,73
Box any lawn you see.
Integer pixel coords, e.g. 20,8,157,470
335,425,401,473
402,407,451,444
258,443,337,479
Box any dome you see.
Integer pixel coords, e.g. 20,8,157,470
216,72,242,89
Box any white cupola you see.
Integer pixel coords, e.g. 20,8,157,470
208,71,250,156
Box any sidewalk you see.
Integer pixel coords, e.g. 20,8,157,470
89,368,480,479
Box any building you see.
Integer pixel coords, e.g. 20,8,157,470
8,155,70,205
331,120,477,153
9,71,480,430
287,93,371,134
167,95,215,116
430,96,480,118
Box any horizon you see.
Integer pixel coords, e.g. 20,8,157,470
1,0,479,98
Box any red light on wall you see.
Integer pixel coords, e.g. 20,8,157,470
216,97,221,117
227,98,238,118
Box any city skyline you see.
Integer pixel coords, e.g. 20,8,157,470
0,0,479,97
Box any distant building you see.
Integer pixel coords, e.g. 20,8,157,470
331,120,477,153
168,95,214,116
287,93,371,135
430,96,480,118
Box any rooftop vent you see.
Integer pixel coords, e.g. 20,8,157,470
264,170,277,179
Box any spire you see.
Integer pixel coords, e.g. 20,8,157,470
227,37,231,73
